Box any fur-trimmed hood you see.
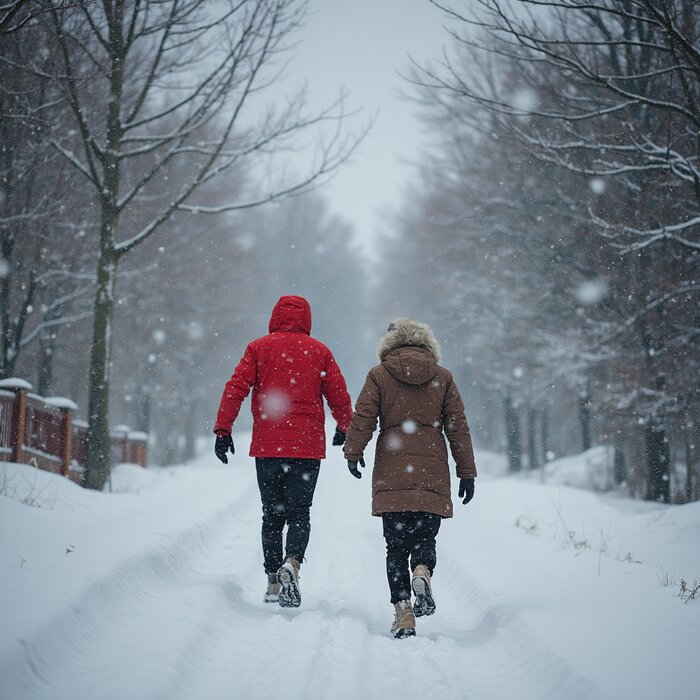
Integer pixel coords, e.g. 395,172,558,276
377,318,442,362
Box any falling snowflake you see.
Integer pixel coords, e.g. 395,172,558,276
512,87,537,112
589,178,606,194
387,433,403,450
402,420,418,434
261,389,291,419
575,278,609,305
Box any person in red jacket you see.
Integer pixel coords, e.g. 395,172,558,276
213,295,352,608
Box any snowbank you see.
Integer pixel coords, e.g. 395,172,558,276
107,462,162,494
0,438,698,700
541,445,615,491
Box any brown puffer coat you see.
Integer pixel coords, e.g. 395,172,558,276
344,319,477,518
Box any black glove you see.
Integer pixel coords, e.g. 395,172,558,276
459,478,475,505
215,433,235,464
332,426,346,446
347,457,365,479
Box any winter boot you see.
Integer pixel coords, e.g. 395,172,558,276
264,573,280,604
277,557,301,608
411,564,436,617
390,600,416,639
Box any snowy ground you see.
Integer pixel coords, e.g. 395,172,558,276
1,434,699,700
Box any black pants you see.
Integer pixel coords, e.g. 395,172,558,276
255,457,321,574
382,512,442,604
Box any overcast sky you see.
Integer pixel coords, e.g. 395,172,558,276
278,0,454,256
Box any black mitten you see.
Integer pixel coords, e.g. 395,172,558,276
215,434,235,464
347,458,365,479
458,478,475,505
332,426,346,446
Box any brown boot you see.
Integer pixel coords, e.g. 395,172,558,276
264,573,280,604
277,556,301,608
390,600,416,639
412,564,436,617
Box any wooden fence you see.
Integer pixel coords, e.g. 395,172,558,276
0,378,147,484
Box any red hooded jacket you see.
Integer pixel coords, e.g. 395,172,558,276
214,295,353,459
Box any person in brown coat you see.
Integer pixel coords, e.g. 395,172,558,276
343,318,477,638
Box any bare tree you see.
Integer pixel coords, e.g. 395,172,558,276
0,17,95,380
44,0,366,488
397,0,700,501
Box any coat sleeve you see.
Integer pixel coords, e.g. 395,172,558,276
213,344,258,434
344,370,381,461
321,349,353,432
442,372,477,479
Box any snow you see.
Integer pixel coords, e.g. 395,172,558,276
589,177,606,194
1,436,698,700
0,377,32,390
512,87,538,113
575,278,609,305
43,397,79,411
540,446,615,491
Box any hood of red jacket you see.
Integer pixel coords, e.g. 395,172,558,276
268,295,312,334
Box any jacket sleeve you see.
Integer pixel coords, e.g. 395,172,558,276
321,349,353,432
213,344,258,434
442,373,477,479
344,370,381,461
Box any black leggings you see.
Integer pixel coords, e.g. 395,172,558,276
255,457,320,574
382,511,442,604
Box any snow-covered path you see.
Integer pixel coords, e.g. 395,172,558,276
1,438,699,700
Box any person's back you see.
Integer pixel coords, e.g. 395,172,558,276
214,295,351,459
344,318,477,638
214,295,352,608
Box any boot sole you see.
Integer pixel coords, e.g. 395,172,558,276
263,593,280,604
393,627,416,639
412,575,436,617
277,566,301,608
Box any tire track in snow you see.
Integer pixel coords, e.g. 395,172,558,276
2,455,596,700
0,471,260,700
163,460,595,700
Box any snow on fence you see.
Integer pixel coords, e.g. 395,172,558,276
0,378,147,484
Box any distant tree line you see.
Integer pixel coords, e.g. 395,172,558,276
380,0,699,502
0,0,366,484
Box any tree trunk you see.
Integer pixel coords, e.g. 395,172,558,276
137,385,152,435
541,406,550,461
613,440,627,485
182,397,198,463
37,329,57,396
83,9,124,489
504,393,522,472
0,273,11,378
527,406,538,469
645,419,670,503
684,409,698,502
83,248,118,490
579,391,592,452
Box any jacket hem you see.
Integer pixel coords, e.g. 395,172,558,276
249,450,327,460
371,488,453,519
